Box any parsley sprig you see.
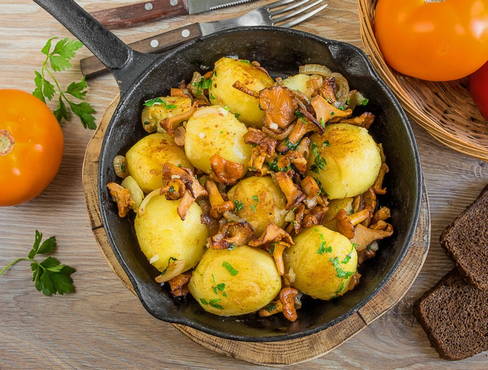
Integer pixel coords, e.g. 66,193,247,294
33,37,96,129
0,231,76,296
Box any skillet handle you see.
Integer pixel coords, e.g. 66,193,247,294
80,24,202,79
33,0,158,93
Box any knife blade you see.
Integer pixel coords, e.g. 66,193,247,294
91,0,259,29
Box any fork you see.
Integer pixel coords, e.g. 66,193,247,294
81,0,328,78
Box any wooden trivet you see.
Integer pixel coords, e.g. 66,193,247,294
82,97,430,366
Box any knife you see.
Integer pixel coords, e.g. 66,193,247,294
91,0,258,29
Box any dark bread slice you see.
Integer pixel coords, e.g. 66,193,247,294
414,269,488,361
440,185,488,290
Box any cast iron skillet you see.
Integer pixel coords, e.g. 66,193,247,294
35,0,422,342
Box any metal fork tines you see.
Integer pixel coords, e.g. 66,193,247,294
200,0,328,34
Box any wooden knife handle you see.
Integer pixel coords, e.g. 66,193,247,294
80,23,202,79
91,0,188,29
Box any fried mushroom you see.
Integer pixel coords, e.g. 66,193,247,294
210,154,246,185
259,86,298,130
206,179,235,219
107,182,134,218
209,221,254,250
350,223,394,252
168,272,192,297
274,172,305,209
249,223,294,247
311,95,352,124
339,112,375,129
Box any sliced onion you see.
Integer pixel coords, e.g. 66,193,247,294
299,64,332,77
331,72,350,104
137,188,162,216
262,124,294,140
223,211,246,223
121,176,144,211
154,259,186,283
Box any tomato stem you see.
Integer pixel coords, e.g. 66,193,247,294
0,129,14,156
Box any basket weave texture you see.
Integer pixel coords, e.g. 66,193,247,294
359,0,488,161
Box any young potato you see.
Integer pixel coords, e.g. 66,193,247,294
126,133,191,193
189,246,282,316
284,225,358,300
227,176,287,235
308,124,381,199
184,105,252,173
209,57,274,127
141,96,192,133
134,193,207,273
281,74,317,98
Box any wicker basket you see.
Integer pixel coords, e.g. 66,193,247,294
359,0,488,161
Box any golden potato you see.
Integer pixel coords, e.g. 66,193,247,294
284,225,358,300
227,176,287,235
184,105,252,173
141,96,192,133
308,124,381,199
189,246,281,316
209,57,274,127
134,193,207,273
281,74,318,98
126,133,191,193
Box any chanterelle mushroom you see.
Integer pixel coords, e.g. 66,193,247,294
335,208,370,239
350,223,394,252
311,95,352,124
339,112,375,129
209,221,254,250
373,163,389,195
259,86,298,130
107,182,134,218
278,118,317,153
249,223,294,247
160,103,197,135
274,172,305,209
210,154,246,185
206,179,234,219
162,163,207,219
245,128,277,175
161,178,186,200
168,272,192,297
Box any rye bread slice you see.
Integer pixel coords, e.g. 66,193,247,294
414,269,488,361
440,185,488,290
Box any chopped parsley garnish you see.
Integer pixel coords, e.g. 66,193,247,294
329,257,354,279
251,195,259,202
338,105,347,111
168,185,175,193
233,200,244,211
144,97,177,109
160,256,177,275
227,243,236,251
341,245,355,264
200,298,224,309
335,280,346,296
310,142,326,173
322,140,330,147
317,234,333,255
352,243,359,249
209,93,216,100
209,298,224,309
234,112,241,119
192,77,212,95
222,261,238,276
285,138,299,150
240,59,251,64
360,98,369,106
143,121,151,126
319,118,326,128
264,302,277,313
267,158,291,172
314,177,326,195
212,282,227,297
294,110,304,118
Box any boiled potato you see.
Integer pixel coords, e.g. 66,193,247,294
282,74,318,98
308,124,381,199
126,133,191,193
135,193,207,273
227,176,287,235
209,57,274,127
189,246,281,316
284,225,358,300
141,96,192,133
185,105,252,173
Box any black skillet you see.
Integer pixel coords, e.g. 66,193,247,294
35,0,422,342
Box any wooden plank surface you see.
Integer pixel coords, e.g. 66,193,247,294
0,0,487,368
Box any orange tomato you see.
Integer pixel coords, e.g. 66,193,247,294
375,0,488,81
0,89,64,206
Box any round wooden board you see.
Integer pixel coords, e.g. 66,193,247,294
82,97,431,366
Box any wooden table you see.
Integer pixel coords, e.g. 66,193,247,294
1,1,487,368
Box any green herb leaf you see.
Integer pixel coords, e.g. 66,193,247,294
52,38,83,61
251,195,259,203
310,142,326,173
209,298,224,309
66,79,88,99
2,231,76,296
294,110,304,118
200,298,208,305
329,257,354,279
69,101,96,129
317,233,333,255
227,243,236,251
41,37,57,55
360,98,369,106
222,261,238,276
285,138,299,151
144,97,177,109
37,236,57,255
240,59,251,64
264,302,277,313
54,97,70,122
233,200,244,211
